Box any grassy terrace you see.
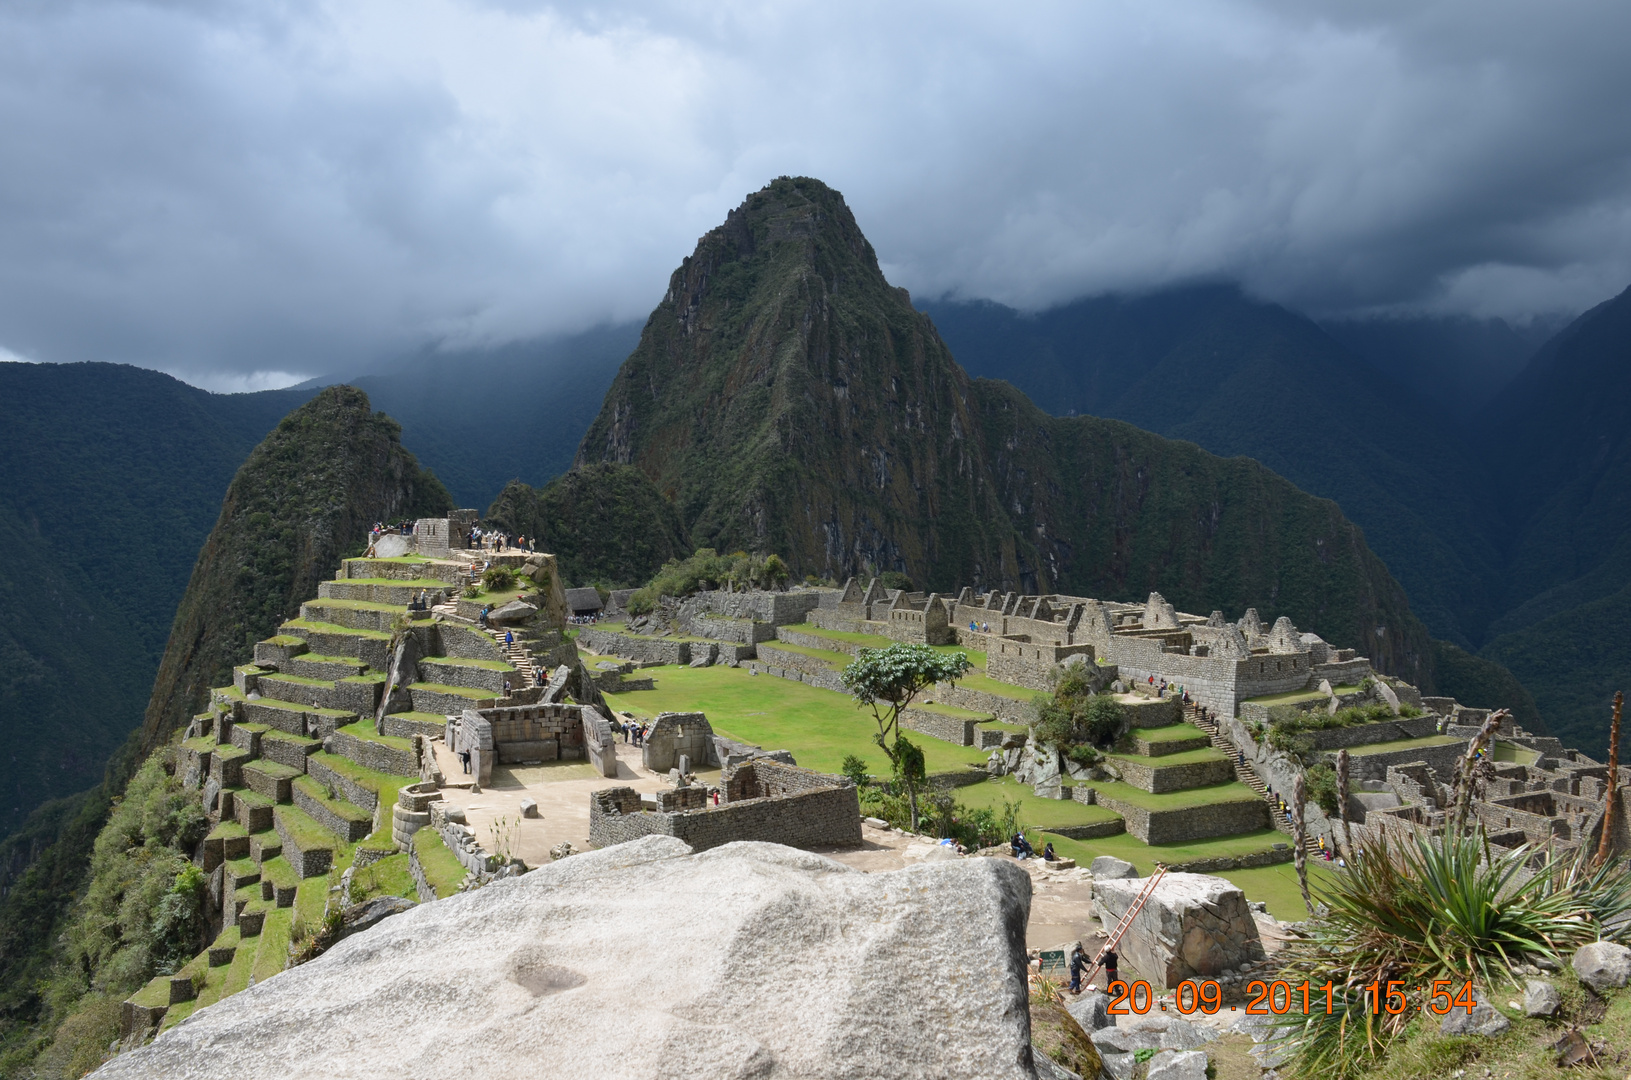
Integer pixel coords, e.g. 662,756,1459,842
260,672,337,688
353,852,418,902
1493,741,1541,765
293,776,373,830
264,634,305,646
943,670,1036,701
1137,722,1211,743
1244,684,1365,706
336,721,414,752
911,701,995,720
761,641,853,667
1106,747,1228,768
409,681,490,700
281,617,392,640
251,696,355,720
387,709,451,725
413,829,467,897
251,909,294,983
1345,734,1460,756
305,597,406,612
182,734,216,753
955,776,1123,829
424,655,515,672
1080,778,1264,810
259,856,299,892
608,663,989,775
330,576,451,589
207,819,247,841
274,805,337,853
262,728,319,749
776,623,989,668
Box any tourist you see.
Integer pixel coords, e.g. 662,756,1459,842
479,605,491,627
503,677,511,696
1068,944,1090,993
1043,842,1056,862
1237,750,1245,768
712,790,720,806
459,749,471,774
505,629,514,646
1102,949,1119,990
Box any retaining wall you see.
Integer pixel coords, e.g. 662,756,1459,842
577,628,691,666
1083,787,1269,843
330,731,419,776
1106,754,1237,794
901,707,980,747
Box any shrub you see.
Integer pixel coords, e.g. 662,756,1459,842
1302,763,1341,817
481,566,516,591
840,754,871,787
877,570,914,591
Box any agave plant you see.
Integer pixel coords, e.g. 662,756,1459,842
1271,829,1602,1079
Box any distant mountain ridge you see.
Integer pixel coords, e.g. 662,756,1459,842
926,284,1631,754
576,176,1475,691
0,363,313,839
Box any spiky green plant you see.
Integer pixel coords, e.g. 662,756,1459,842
1271,829,1602,1079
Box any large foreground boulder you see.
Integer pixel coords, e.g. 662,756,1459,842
1093,872,1265,988
93,837,1039,1080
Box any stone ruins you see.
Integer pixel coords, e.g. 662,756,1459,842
116,529,1628,1072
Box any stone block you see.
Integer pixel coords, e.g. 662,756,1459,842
1144,1049,1208,1080
1090,856,1138,879
1573,941,1631,991
520,798,539,819
1093,873,1265,989
1438,1002,1510,1037
89,837,1038,1080
1523,979,1561,1017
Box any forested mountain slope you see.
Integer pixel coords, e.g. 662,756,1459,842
577,177,1460,689
0,364,311,839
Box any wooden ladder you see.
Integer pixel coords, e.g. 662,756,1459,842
1081,865,1167,988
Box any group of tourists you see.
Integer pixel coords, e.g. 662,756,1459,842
967,621,993,633
615,718,651,745
568,612,601,625
1144,674,1192,704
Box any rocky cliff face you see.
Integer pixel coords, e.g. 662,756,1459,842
578,177,1433,680
138,386,451,751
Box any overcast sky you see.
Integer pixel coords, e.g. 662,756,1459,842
2,0,1629,390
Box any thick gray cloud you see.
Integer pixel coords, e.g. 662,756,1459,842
1,0,1628,387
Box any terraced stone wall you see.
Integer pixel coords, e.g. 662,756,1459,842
1086,788,1269,844
329,730,417,776
578,627,690,665
1107,755,1237,794
901,707,979,747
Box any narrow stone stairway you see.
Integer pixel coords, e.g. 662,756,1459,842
1185,702,1324,857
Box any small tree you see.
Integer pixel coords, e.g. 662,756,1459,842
841,643,972,829
840,754,871,787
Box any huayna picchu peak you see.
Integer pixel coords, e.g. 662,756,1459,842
580,177,1436,687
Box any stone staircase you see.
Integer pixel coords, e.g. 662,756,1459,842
1186,701,1323,858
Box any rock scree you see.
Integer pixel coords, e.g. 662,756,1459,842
91,836,1040,1080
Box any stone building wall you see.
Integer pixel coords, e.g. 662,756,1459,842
588,777,861,853
642,712,717,772
986,641,1096,692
